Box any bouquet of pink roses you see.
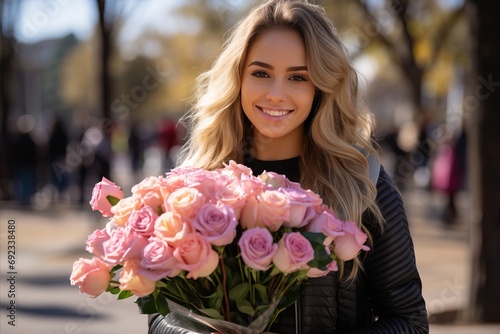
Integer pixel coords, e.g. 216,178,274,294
70,161,369,333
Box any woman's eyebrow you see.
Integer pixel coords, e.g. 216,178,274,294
248,61,308,72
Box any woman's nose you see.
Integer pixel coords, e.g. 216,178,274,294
266,79,286,102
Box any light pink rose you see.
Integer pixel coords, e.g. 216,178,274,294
131,176,164,198
101,226,148,265
70,257,111,297
154,211,193,247
89,177,124,217
174,232,219,279
192,203,237,246
165,187,205,219
278,187,320,228
238,228,278,271
240,175,268,197
85,228,110,258
139,191,164,213
193,176,221,203
110,196,141,227
333,221,370,261
239,196,264,230
221,160,253,179
307,210,345,246
171,168,216,189
213,178,249,219
139,237,180,280
128,206,158,237
273,232,314,274
258,171,289,189
119,260,156,297
257,190,290,231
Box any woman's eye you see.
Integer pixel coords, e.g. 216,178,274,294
251,71,269,78
290,75,307,81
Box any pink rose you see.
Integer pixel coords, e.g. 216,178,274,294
278,187,319,228
128,206,158,237
257,190,290,231
192,203,237,246
273,232,314,274
307,210,345,246
140,191,164,213
154,212,193,247
221,160,253,179
213,178,248,218
139,237,180,280
70,257,111,297
131,176,164,198
101,226,148,265
119,260,156,297
85,228,110,258
333,221,370,261
238,228,278,271
110,196,141,227
258,171,289,189
240,196,263,230
89,177,124,217
174,232,219,279
240,175,268,197
165,187,205,218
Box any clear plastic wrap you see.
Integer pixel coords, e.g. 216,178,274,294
164,299,279,334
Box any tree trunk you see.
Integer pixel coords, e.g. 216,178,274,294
0,0,18,199
97,0,112,179
465,0,500,323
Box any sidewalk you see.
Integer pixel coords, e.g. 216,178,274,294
0,187,499,333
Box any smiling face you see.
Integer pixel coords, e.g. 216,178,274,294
241,28,316,159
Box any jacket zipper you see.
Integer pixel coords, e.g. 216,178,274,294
295,294,301,334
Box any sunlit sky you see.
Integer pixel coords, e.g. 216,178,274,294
14,0,184,44
14,0,465,44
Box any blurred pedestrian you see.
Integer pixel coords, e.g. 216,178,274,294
431,125,466,225
158,118,178,171
48,116,69,201
11,115,38,206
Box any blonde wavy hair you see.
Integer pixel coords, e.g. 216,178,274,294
178,0,382,279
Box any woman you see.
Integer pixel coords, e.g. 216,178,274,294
149,0,428,333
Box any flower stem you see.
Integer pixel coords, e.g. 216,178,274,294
220,255,231,322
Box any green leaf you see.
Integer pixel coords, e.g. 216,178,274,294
110,264,123,272
118,290,133,300
229,283,250,301
108,286,121,294
308,246,334,270
235,299,255,317
107,195,121,206
253,284,268,302
198,308,224,320
135,294,158,314
301,231,326,245
154,293,170,316
278,284,301,310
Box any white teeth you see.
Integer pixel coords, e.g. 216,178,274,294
262,108,290,117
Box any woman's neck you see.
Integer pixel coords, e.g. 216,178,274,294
250,128,304,161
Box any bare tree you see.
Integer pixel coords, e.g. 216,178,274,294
465,0,500,323
350,0,467,116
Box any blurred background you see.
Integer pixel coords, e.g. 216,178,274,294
0,0,499,333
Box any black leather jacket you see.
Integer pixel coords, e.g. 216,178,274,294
148,166,429,333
